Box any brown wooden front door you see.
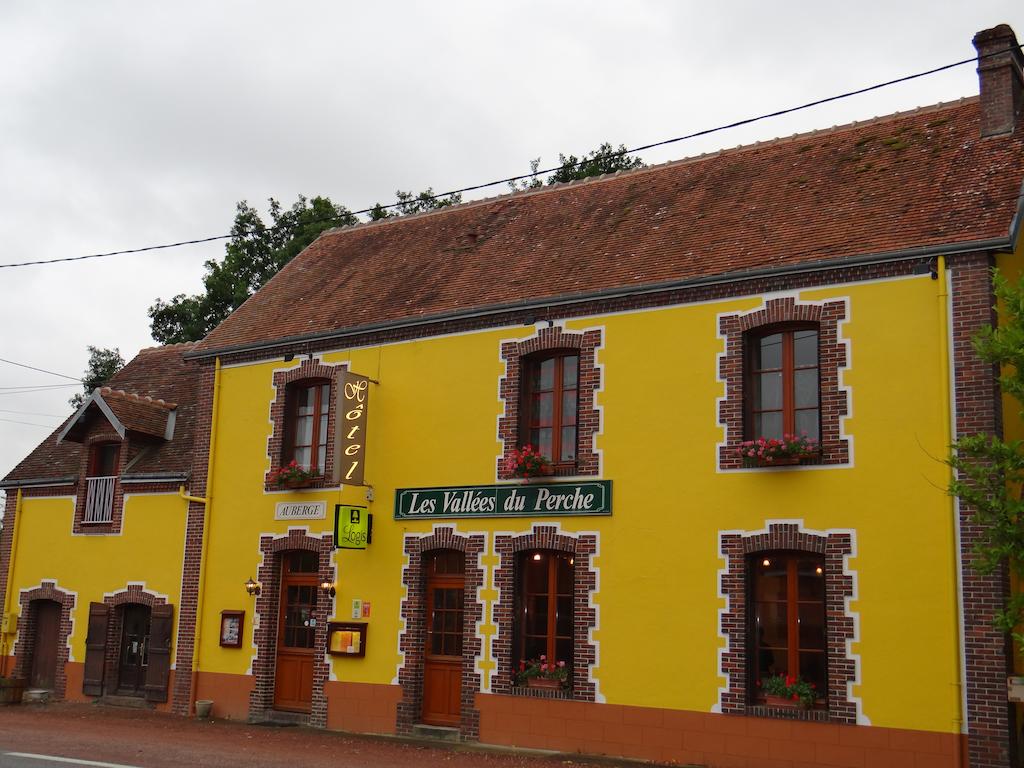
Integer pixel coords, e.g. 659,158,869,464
117,604,151,696
29,600,60,690
422,550,465,727
274,550,319,712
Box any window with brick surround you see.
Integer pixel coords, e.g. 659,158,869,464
515,550,573,671
284,380,330,474
745,325,820,442
520,351,579,471
84,442,119,523
749,551,827,706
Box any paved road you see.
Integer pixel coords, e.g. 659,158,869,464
0,704,637,768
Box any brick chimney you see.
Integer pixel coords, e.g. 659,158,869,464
972,24,1023,137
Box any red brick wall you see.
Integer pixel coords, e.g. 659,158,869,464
397,526,486,739
718,522,858,725
718,296,850,469
492,524,599,703
497,326,602,479
950,253,1014,768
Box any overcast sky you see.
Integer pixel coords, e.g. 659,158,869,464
1,1,1022,485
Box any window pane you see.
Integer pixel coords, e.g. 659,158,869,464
754,561,787,600
316,445,326,475
293,446,311,470
534,392,553,425
556,558,572,594
794,369,818,408
798,603,826,649
795,409,819,441
798,559,825,600
297,386,315,414
432,609,443,632
319,384,330,414
524,636,546,660
555,638,572,666
447,632,463,657
755,602,788,649
757,372,783,410
431,633,443,655
537,428,553,460
525,555,547,592
799,651,826,694
444,609,458,632
556,596,572,636
562,356,578,387
562,391,577,424
539,359,555,390
757,334,783,370
757,646,788,679
319,413,329,444
560,427,576,461
526,596,548,635
755,412,783,440
794,330,818,367
295,414,313,445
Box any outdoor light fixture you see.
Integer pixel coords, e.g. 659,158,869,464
320,580,336,598
533,553,542,561
762,558,771,567
244,577,262,597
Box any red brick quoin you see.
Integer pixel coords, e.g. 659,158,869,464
718,296,850,470
497,326,602,479
718,522,859,724
248,528,334,727
492,524,599,703
397,527,485,740
13,581,76,700
264,357,344,490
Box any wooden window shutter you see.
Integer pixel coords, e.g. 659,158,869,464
144,603,174,702
82,602,109,696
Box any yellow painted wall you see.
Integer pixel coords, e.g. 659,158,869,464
7,491,188,663
199,272,960,734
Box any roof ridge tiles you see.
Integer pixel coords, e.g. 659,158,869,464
313,95,979,245
98,386,175,410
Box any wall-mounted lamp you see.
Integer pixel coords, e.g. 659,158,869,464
283,353,295,363
244,577,262,597
320,580,336,598
911,260,938,280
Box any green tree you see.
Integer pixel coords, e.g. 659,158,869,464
948,270,1024,642
149,196,358,344
69,346,125,409
510,143,645,191
367,188,462,221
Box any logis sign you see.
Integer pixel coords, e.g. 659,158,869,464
332,370,370,486
393,481,612,519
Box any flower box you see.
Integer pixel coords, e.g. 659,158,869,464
763,694,806,709
526,677,564,691
754,452,818,467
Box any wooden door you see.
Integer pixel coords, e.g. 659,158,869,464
274,550,319,712
422,550,465,727
29,600,60,690
117,604,151,695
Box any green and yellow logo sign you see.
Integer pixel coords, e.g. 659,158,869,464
334,504,372,549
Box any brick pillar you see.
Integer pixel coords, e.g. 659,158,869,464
171,361,215,714
950,253,1014,767
973,24,1023,138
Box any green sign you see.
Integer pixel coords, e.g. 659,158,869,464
393,481,612,519
335,505,372,549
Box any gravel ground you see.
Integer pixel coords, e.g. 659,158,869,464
0,703,652,768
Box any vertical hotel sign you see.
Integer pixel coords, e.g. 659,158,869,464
333,370,370,485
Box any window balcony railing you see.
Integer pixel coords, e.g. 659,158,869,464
84,475,116,523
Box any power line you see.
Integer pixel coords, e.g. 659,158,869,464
0,383,79,391
0,417,56,428
0,50,1007,271
0,357,82,382
0,408,63,418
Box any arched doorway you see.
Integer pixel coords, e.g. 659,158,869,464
274,550,319,712
116,604,152,696
29,600,60,691
421,549,465,726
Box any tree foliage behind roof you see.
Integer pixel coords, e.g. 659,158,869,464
69,346,124,409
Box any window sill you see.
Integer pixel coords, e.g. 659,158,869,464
747,703,828,722
81,519,114,525
507,685,572,700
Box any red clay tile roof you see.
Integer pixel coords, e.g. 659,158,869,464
2,343,199,484
197,97,1024,354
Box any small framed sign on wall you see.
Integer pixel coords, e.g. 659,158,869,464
219,610,245,648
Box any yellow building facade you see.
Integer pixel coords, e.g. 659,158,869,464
3,23,1024,768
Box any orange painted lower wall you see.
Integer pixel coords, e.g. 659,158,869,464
194,670,255,720
476,694,966,768
63,662,175,712
325,680,401,735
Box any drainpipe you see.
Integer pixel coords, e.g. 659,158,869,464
187,357,221,715
938,255,967,767
0,489,24,677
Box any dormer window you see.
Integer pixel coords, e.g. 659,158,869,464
84,442,119,524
